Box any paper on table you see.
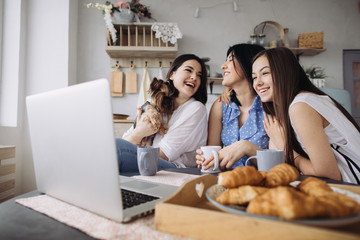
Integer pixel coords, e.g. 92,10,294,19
132,170,200,187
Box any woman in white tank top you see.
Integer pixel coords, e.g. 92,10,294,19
252,47,360,184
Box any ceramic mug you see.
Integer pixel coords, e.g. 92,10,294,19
245,149,285,172
137,146,159,176
200,146,222,173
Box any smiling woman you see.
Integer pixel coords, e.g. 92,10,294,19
196,43,269,171
117,54,209,174
253,47,360,184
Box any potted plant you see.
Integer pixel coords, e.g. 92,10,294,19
113,0,152,22
303,65,328,88
86,1,152,44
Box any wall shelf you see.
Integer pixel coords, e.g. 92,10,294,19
265,47,326,58
105,22,178,67
208,77,223,84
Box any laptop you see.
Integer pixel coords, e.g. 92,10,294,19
26,79,177,223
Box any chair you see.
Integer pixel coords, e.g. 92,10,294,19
320,87,352,114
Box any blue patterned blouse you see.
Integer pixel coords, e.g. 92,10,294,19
221,95,269,168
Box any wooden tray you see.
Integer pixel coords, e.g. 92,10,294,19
155,175,360,240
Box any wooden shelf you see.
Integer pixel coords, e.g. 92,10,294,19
105,22,178,59
265,47,326,57
208,77,223,84
105,46,177,58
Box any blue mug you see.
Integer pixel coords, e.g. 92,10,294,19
137,146,160,176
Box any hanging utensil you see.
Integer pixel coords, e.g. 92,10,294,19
110,64,124,97
125,63,137,93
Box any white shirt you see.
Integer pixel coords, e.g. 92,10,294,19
124,98,208,168
290,93,360,183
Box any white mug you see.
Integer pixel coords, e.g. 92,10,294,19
200,146,222,173
137,146,159,176
245,149,285,172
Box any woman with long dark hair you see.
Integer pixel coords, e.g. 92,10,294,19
117,54,208,173
252,47,360,183
197,44,269,170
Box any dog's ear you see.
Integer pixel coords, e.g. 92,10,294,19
149,77,162,94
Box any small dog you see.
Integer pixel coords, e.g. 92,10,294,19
134,78,176,146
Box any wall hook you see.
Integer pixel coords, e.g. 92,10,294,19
145,61,148,67
159,61,162,67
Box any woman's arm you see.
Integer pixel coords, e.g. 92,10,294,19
196,100,223,168
207,100,223,146
290,102,341,180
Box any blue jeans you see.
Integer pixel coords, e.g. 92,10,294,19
115,138,176,174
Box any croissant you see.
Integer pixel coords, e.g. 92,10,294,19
297,177,333,197
216,185,268,205
218,166,265,188
316,193,360,218
265,163,299,188
247,186,322,220
298,177,360,218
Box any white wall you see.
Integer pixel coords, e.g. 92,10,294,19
77,0,360,120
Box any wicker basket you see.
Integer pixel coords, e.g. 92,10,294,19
298,31,324,49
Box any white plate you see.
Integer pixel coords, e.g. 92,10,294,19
206,183,360,227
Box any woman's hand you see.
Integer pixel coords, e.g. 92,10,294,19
123,108,158,145
201,140,260,170
217,88,232,106
263,113,285,150
133,108,158,136
195,148,204,169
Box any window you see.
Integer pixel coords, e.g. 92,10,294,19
0,0,21,127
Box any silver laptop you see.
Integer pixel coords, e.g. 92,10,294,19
26,79,177,223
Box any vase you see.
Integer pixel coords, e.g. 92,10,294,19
311,78,326,88
113,9,135,23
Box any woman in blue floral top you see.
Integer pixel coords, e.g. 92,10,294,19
196,44,269,170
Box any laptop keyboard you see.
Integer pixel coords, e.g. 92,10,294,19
121,188,159,209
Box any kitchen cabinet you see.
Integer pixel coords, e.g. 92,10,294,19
0,145,16,202
113,120,134,138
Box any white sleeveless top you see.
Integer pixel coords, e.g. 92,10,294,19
290,93,360,184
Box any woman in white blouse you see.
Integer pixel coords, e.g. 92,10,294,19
117,54,208,173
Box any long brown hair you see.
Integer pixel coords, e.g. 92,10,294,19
253,47,360,165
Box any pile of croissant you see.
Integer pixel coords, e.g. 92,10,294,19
216,163,360,220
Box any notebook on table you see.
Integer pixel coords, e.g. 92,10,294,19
26,79,177,223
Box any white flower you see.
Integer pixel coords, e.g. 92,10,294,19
87,3,117,44
104,12,117,44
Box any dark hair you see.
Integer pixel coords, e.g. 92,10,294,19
165,54,207,104
253,47,360,165
226,43,265,106
149,77,176,116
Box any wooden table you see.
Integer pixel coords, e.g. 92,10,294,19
1,168,359,240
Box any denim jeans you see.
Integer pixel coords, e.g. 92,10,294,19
115,138,176,174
